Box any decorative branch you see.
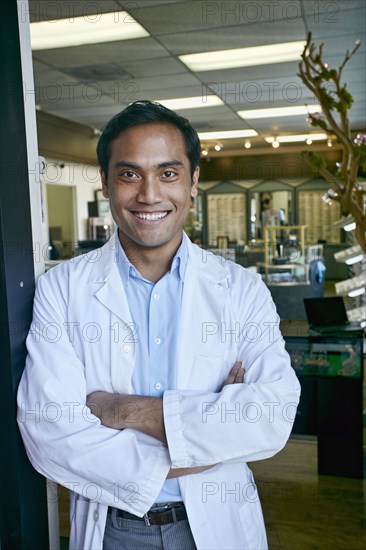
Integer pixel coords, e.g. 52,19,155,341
297,32,366,252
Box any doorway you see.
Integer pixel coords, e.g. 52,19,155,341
47,184,76,259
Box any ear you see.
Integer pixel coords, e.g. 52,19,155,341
100,169,109,198
191,166,199,198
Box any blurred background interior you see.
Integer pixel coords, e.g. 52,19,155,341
2,1,366,549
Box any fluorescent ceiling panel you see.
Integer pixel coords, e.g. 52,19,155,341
156,96,224,110
265,133,327,143
179,41,306,72
199,129,258,140
238,105,322,119
30,12,149,50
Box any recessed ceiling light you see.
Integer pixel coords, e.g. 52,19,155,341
156,96,223,110
30,11,149,50
179,41,306,72
265,133,328,143
238,105,321,119
198,129,258,140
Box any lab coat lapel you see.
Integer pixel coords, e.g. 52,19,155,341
90,235,133,325
90,235,135,393
176,241,230,388
94,268,133,325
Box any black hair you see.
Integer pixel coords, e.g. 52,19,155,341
96,100,201,180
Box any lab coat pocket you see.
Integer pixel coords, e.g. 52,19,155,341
189,353,225,392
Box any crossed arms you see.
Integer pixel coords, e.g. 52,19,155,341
87,361,245,478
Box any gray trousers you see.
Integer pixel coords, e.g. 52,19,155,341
103,508,197,550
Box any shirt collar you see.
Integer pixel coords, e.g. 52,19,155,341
115,231,188,285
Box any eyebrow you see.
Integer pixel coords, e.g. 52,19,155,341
111,160,185,170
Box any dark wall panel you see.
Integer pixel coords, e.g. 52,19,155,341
0,0,49,547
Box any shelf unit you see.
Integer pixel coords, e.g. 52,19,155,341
258,225,308,283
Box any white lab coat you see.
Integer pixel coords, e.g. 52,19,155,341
17,233,300,550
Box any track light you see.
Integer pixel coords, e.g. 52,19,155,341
348,287,365,297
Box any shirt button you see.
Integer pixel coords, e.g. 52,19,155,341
154,338,161,345
154,382,162,390
153,293,160,300
122,345,131,353
93,511,99,521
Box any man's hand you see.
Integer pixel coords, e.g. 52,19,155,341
221,361,245,390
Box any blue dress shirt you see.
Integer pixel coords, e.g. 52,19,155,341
115,232,188,503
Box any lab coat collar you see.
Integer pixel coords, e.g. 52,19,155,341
182,231,231,285
88,234,119,283
88,232,231,390
89,231,231,287
88,234,133,325
87,231,231,336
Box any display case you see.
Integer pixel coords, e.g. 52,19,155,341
257,225,308,283
204,181,247,247
285,332,364,478
286,335,363,379
296,180,341,243
88,217,114,241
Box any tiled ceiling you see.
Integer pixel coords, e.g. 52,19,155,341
29,0,366,153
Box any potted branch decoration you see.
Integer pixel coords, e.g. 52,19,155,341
298,32,366,252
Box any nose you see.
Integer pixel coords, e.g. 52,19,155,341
136,177,162,204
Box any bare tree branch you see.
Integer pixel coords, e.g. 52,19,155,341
298,33,366,251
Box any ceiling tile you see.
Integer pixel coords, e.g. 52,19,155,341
28,0,120,22
302,0,365,19
32,37,169,69
29,0,365,154
135,0,306,35
117,73,200,92
121,57,187,78
158,19,306,54
308,7,365,39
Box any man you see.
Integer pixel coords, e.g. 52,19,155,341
17,100,300,550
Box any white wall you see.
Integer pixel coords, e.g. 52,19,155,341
42,159,103,241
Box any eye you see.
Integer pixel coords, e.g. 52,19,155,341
120,170,139,179
162,170,177,178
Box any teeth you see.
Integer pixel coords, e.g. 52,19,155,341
135,212,168,220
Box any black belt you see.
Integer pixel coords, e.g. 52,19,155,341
108,502,187,526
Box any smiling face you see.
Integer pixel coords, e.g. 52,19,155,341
101,123,199,260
